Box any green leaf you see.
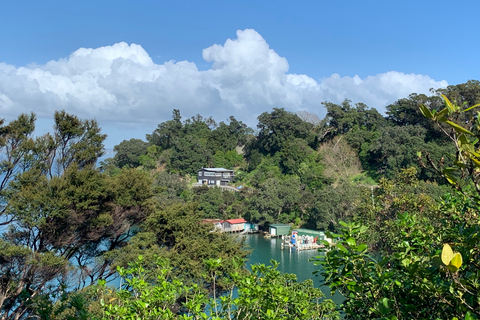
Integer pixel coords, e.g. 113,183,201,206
346,237,356,246
359,225,368,233
436,107,449,122
336,243,348,253
378,298,390,315
355,244,368,252
445,121,473,135
419,104,433,119
432,255,442,268
446,264,459,273
401,258,410,267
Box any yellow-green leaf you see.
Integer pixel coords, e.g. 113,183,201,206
436,107,449,122
441,243,454,265
470,157,480,168
449,252,462,269
463,103,480,113
444,173,457,185
445,121,473,135
442,94,456,113
419,104,433,119
436,107,449,117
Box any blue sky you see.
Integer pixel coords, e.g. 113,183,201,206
1,0,479,148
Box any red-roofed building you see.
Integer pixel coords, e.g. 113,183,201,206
223,218,247,233
202,219,224,231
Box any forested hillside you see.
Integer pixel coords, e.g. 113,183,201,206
1,80,480,319
102,81,480,231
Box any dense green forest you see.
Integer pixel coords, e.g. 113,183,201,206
1,80,480,319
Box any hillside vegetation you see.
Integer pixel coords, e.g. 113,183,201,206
1,80,480,319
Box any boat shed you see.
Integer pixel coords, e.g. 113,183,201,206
202,219,224,231
223,218,247,233
269,224,291,237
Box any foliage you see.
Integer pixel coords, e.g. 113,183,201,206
109,202,248,293
308,179,360,231
212,150,244,169
95,255,209,320
139,145,161,170
316,219,479,319
319,137,362,186
0,112,154,319
245,176,301,224
147,110,250,175
255,108,313,155
193,187,239,220
95,256,339,320
353,167,446,253
170,135,212,175
153,170,188,203
315,94,480,319
113,138,149,168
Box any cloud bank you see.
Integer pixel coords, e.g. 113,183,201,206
0,29,447,128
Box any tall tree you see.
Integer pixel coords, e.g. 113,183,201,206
113,138,149,168
0,113,154,319
255,108,313,155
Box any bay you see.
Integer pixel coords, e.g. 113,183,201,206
242,233,343,304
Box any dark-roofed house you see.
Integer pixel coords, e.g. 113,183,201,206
197,168,234,186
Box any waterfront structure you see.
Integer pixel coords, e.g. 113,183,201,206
269,224,291,237
197,168,234,186
244,222,259,233
202,219,224,231
295,228,328,241
203,218,258,233
223,218,247,232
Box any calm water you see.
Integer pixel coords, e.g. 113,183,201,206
243,233,322,283
242,233,343,303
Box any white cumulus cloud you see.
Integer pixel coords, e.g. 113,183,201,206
0,29,447,133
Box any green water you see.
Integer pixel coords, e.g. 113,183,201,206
244,234,321,283
243,233,343,304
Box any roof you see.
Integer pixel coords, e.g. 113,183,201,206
269,224,291,228
202,219,224,223
199,168,234,172
224,218,247,224
294,228,325,236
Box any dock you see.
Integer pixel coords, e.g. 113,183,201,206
280,235,325,251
